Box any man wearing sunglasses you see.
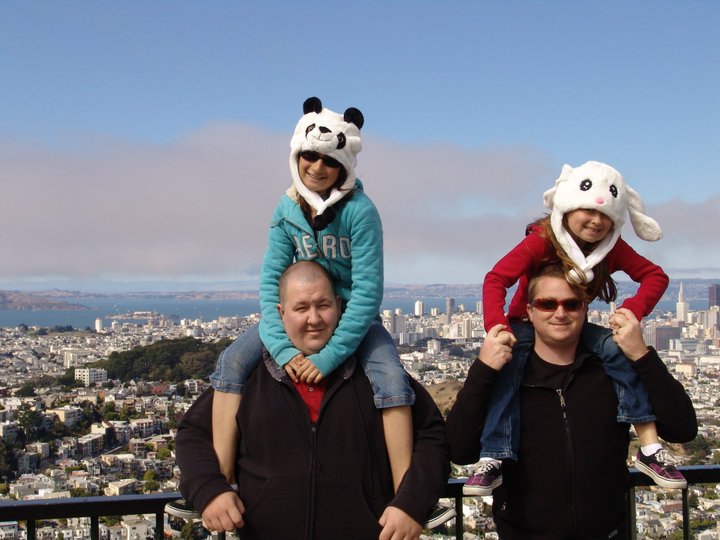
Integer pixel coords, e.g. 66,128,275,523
447,264,696,538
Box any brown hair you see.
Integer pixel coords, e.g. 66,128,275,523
531,215,617,303
527,264,587,303
297,164,354,221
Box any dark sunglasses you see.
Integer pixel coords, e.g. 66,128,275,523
299,151,342,169
531,298,585,312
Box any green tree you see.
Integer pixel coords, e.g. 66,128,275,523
157,448,172,460
18,410,43,439
15,383,36,397
143,480,160,492
70,488,90,498
93,336,232,382
684,435,716,463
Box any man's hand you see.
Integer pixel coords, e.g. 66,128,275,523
284,353,308,383
297,359,324,384
610,308,650,361
201,491,245,532
378,506,421,540
479,324,515,371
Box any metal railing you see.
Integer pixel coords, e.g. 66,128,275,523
1,466,718,540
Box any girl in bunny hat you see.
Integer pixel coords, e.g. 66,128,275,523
463,160,685,497
209,98,453,530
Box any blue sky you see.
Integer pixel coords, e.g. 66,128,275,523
1,1,719,290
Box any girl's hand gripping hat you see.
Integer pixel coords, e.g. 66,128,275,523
542,160,662,284
289,96,364,216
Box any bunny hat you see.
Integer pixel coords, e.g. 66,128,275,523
543,160,662,284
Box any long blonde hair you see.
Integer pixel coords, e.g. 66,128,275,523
532,215,617,303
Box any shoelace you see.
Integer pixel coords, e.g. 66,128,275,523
655,449,679,466
473,461,499,475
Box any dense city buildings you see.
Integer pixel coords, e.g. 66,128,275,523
1,284,719,538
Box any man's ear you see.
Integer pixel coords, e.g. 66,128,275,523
526,304,534,324
277,303,284,318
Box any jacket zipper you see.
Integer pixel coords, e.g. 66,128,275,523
557,388,577,537
287,372,349,539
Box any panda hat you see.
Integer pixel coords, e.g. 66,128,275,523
289,97,364,216
543,160,662,284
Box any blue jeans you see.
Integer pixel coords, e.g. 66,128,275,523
357,320,415,408
210,320,415,409
479,321,656,461
210,323,263,394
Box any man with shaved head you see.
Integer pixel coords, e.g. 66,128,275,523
176,261,450,540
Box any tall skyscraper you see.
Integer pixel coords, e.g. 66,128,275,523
445,297,455,325
414,300,424,316
676,282,689,323
476,301,483,316
643,325,682,350
710,284,720,309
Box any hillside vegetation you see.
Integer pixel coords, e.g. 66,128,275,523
93,337,232,382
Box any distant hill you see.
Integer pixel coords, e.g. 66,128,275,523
92,336,233,382
3,278,718,310
425,380,464,416
0,291,90,311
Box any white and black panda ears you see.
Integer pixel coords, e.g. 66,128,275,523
301,96,364,129
344,107,364,129
303,96,323,114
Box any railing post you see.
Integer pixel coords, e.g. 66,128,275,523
627,486,636,540
26,520,36,540
155,510,164,540
682,487,690,539
90,515,99,540
454,495,463,540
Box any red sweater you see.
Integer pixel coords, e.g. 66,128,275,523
483,225,669,332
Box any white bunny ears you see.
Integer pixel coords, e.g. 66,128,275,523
543,161,662,283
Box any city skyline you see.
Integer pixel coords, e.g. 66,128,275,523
2,2,719,290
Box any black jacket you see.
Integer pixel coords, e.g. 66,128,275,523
446,346,697,540
177,352,450,540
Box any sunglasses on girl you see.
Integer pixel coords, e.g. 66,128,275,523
531,298,585,312
299,151,342,169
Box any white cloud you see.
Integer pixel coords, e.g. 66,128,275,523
1,125,717,289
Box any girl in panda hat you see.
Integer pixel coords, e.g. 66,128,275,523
209,98,452,529
464,160,685,496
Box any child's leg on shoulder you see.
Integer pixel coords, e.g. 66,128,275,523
464,322,532,495
581,322,656,425
212,391,241,482
209,323,264,483
358,320,415,493
635,421,660,448
477,320,533,463
580,323,685,486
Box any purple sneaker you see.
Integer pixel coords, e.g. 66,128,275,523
463,460,503,496
635,448,687,489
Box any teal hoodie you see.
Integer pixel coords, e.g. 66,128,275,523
258,180,384,375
